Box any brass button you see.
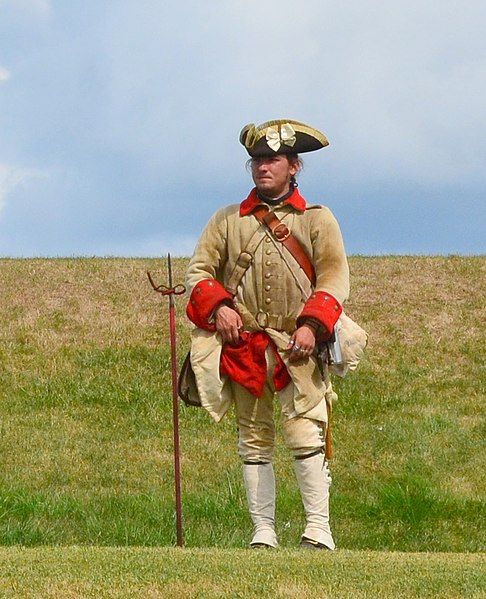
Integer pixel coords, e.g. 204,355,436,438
265,298,271,304
265,237,271,243
265,249,272,255
265,260,272,266
265,285,271,291
264,273,271,279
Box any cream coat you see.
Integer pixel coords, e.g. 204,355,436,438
186,199,350,422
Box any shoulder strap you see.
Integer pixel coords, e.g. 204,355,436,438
252,205,316,286
225,225,267,295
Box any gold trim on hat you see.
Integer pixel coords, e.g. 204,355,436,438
241,119,329,151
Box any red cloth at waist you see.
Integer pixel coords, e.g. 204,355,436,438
220,331,291,398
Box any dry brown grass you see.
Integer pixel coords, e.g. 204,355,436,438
348,255,485,352
0,258,187,351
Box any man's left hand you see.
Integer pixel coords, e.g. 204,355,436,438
286,325,316,363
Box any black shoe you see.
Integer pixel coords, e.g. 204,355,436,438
300,537,331,550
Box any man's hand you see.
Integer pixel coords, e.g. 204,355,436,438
286,324,316,363
215,304,243,345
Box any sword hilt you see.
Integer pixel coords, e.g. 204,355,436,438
147,271,186,296
147,253,186,297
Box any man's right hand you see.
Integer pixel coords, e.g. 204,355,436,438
214,304,243,345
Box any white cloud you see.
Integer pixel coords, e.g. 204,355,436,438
0,66,10,82
0,164,47,215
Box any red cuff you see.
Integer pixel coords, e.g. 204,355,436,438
297,291,342,338
186,279,233,330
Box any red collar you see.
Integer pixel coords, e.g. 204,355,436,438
239,187,307,216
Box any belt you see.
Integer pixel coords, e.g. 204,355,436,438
237,304,296,334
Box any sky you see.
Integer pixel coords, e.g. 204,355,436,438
0,0,485,257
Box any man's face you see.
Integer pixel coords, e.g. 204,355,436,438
251,155,299,199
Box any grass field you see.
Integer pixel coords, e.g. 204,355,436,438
0,256,484,596
0,547,484,598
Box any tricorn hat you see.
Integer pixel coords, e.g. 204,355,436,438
239,119,329,157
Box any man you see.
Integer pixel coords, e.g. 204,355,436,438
185,119,349,549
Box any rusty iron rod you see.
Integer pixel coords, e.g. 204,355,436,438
147,254,186,546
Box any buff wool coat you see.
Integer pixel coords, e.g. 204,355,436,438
185,188,350,422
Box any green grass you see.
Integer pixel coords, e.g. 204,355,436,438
0,256,485,555
0,547,484,598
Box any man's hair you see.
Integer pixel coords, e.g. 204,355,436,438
246,154,304,174
286,153,304,171
288,154,303,187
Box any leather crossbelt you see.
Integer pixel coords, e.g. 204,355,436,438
252,205,316,286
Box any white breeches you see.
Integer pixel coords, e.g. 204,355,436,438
232,348,328,462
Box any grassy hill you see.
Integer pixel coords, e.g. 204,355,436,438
0,256,484,554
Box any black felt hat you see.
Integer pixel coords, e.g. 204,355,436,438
239,119,329,157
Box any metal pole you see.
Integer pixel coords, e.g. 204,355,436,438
147,254,186,547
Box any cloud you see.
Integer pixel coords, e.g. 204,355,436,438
0,0,485,256
0,66,10,82
92,0,486,192
0,164,47,215
268,0,486,189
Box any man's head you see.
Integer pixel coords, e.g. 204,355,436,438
240,120,328,198
250,154,302,199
